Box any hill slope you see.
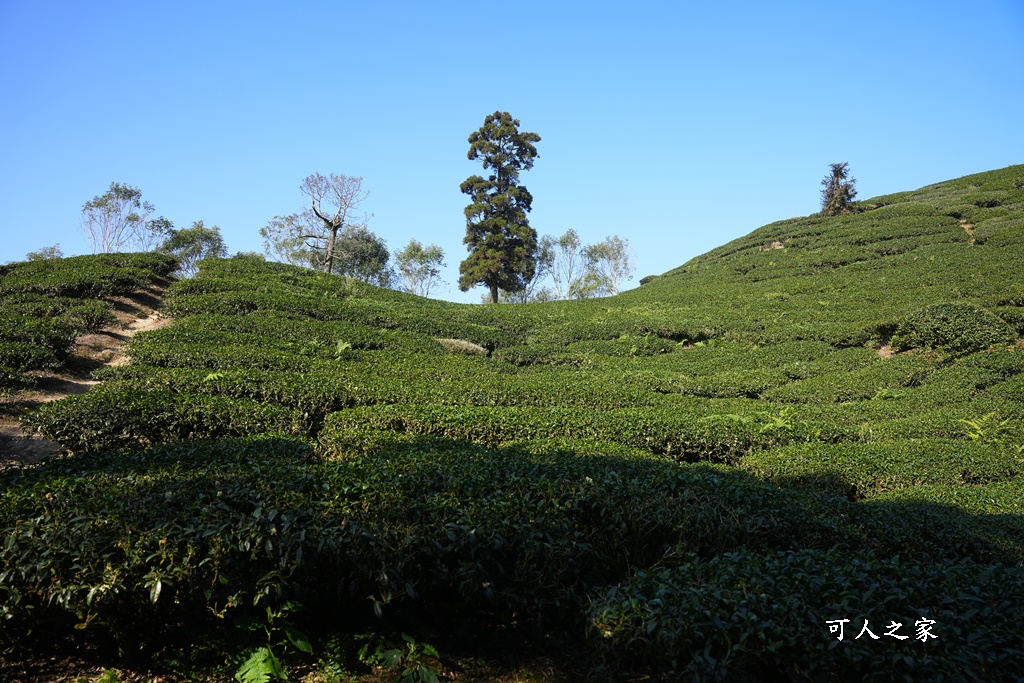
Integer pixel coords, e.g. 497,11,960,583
4,166,1024,681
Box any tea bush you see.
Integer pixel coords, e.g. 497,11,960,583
0,253,175,387
7,166,1024,678
321,403,852,463
590,548,1024,681
740,439,1022,499
763,353,935,403
892,302,1017,356
0,436,855,652
21,387,302,452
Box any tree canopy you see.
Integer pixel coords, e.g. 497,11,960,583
820,162,858,216
394,239,446,297
458,112,541,304
157,220,228,277
299,173,371,275
80,182,159,253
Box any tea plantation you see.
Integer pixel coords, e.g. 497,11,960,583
3,166,1024,681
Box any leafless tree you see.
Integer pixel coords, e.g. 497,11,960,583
548,229,588,299
581,235,635,296
299,173,370,274
80,182,157,253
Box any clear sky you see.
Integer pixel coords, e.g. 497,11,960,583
2,0,1022,303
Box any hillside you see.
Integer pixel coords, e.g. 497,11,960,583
2,166,1024,681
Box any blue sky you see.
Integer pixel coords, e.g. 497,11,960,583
2,0,1022,303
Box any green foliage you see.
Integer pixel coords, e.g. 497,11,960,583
820,161,858,216
328,224,392,287
157,219,229,277
23,386,302,452
321,403,849,464
740,439,1022,499
24,243,63,261
891,302,1017,356
763,353,934,403
80,181,159,253
394,239,446,297
234,602,312,683
459,111,541,303
0,252,174,387
357,633,441,683
591,548,1024,680
7,166,1024,679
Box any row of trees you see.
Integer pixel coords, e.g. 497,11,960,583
457,112,636,304
69,118,855,302
496,230,635,303
258,174,447,297
258,164,634,304
78,182,227,277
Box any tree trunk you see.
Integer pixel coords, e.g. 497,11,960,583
489,282,499,304
322,224,338,274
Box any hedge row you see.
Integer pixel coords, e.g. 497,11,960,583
21,387,302,452
321,403,854,463
0,436,855,651
0,253,175,298
10,433,1015,659
170,311,445,354
739,439,1023,499
0,253,175,388
763,353,936,403
590,548,1024,681
892,302,1017,356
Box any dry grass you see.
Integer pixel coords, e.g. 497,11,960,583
435,338,489,356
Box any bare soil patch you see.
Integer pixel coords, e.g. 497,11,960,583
0,283,169,469
960,218,976,244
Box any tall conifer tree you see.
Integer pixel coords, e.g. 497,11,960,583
459,111,541,304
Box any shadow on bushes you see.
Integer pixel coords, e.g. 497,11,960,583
1,434,1022,680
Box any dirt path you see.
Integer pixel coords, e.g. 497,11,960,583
0,284,170,468
960,218,976,244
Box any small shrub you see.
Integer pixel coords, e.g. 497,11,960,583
892,302,1016,356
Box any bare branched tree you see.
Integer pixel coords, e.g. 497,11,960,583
299,173,370,274
80,182,157,253
581,235,636,296
549,229,587,299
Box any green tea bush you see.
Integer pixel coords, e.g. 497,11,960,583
0,296,114,333
995,306,1024,335
740,439,1022,499
892,302,1017,356
491,344,588,366
675,367,792,399
0,436,858,654
321,403,851,463
763,353,934,403
869,400,1024,441
0,341,61,376
0,254,173,298
172,311,443,355
986,374,1024,403
94,366,356,422
568,334,679,357
22,387,302,452
590,548,1024,681
0,253,175,386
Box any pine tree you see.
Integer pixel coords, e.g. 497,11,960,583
458,112,540,304
820,162,858,216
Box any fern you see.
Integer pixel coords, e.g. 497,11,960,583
235,646,288,683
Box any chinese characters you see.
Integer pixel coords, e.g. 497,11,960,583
826,618,937,642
